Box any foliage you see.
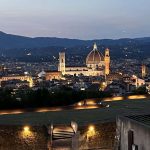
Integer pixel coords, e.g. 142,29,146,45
132,86,148,95
0,88,111,110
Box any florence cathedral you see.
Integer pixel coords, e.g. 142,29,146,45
58,43,110,76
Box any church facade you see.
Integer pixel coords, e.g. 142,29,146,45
58,43,110,76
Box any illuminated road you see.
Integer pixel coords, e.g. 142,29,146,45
0,95,148,115
0,105,101,115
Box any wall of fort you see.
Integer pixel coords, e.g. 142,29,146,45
0,123,115,150
0,125,48,150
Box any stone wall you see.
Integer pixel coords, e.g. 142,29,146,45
79,123,116,150
0,123,116,150
0,125,48,150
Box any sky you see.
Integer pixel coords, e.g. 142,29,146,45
0,0,150,39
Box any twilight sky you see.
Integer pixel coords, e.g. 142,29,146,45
0,0,150,39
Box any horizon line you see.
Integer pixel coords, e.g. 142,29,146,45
0,30,150,41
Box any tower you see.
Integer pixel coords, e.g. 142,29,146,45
58,52,65,75
142,64,146,78
104,48,110,75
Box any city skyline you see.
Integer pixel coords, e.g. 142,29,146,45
1,1,150,149
0,0,150,39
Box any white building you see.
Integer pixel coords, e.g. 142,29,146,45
116,115,150,150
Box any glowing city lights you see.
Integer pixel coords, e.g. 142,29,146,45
128,95,146,100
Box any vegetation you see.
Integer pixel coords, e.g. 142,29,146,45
132,86,148,95
0,87,111,110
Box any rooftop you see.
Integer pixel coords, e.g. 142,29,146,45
86,43,104,64
127,114,150,126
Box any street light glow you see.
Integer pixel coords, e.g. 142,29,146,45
24,126,30,132
87,125,96,140
89,125,94,132
78,102,82,106
21,125,33,138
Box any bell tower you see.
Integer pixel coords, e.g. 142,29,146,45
58,52,66,75
142,64,146,78
104,48,110,75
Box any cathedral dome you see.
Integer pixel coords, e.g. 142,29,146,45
86,43,104,65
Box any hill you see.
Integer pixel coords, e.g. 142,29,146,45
0,31,150,49
0,31,150,60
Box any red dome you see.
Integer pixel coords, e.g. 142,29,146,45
86,43,104,65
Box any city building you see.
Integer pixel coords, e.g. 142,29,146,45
105,81,126,96
131,75,145,88
1,79,30,89
45,71,62,81
0,75,33,87
142,64,147,78
58,43,110,76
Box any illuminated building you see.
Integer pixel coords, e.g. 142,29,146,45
45,71,62,81
58,43,110,76
0,75,33,87
142,64,146,78
131,75,145,88
104,48,110,75
58,52,66,75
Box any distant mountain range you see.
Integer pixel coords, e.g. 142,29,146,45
0,31,150,49
0,31,150,60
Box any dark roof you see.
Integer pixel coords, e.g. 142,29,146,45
127,115,150,126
